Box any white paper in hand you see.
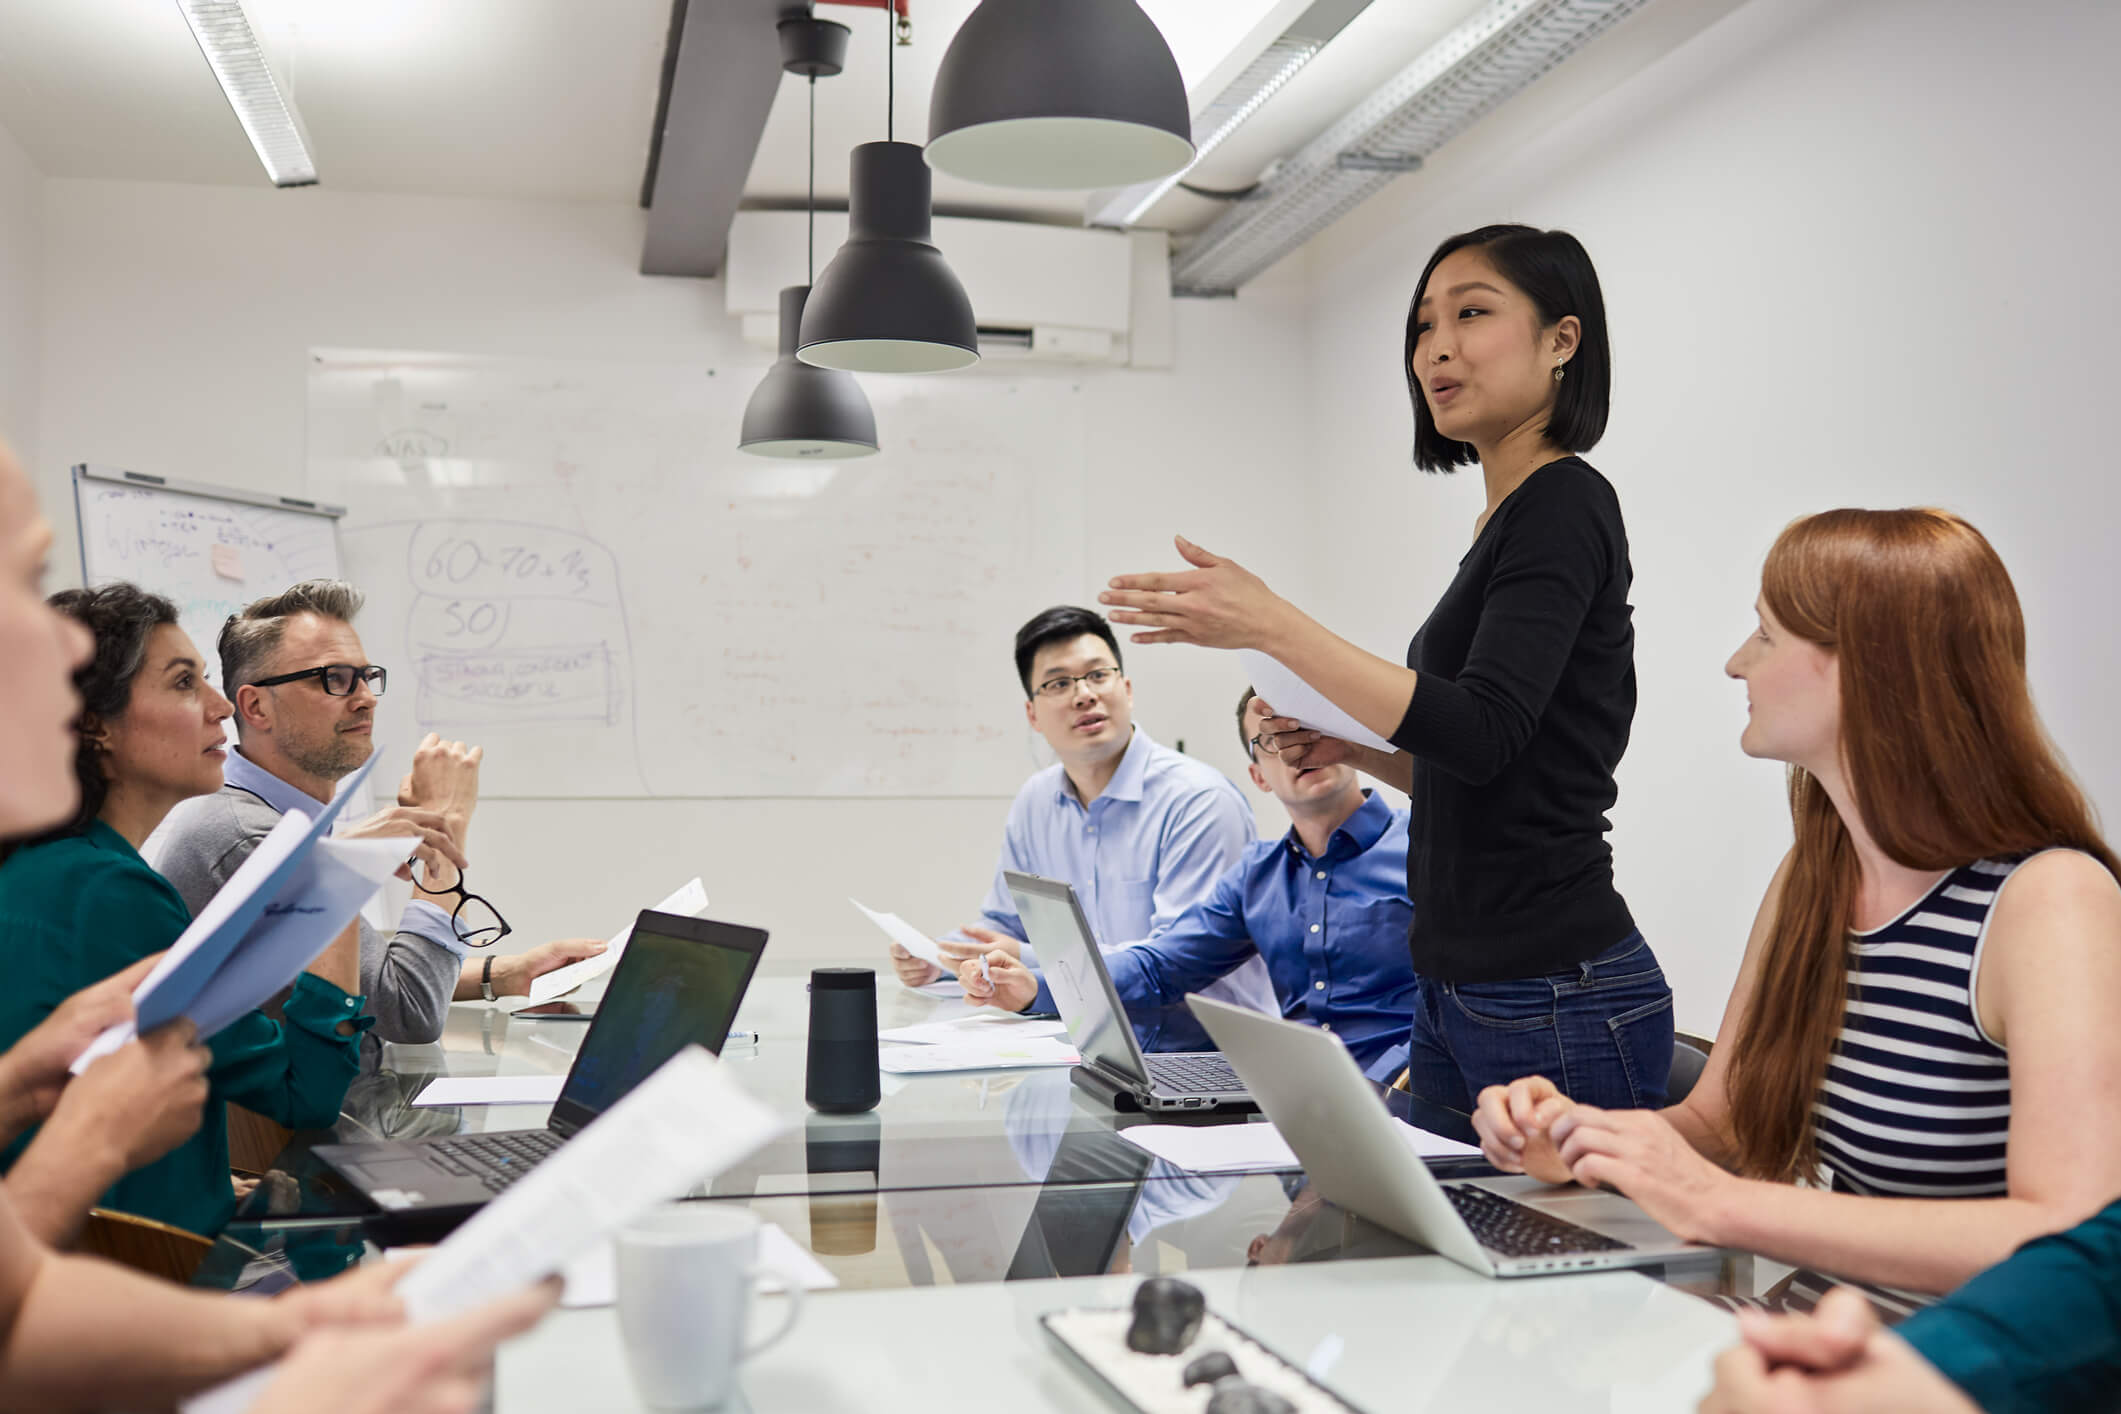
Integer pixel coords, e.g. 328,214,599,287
1235,649,1396,754
851,899,945,968
528,877,708,1004
394,1044,784,1323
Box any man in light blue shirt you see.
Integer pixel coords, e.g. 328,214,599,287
964,689,1418,1079
889,606,1272,1051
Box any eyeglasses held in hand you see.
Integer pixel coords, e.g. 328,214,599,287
248,663,390,697
410,857,511,948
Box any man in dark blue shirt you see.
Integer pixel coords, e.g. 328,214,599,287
961,689,1418,1078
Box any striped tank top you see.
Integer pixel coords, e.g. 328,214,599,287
1812,855,2032,1202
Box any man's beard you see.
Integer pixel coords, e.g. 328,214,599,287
286,723,372,782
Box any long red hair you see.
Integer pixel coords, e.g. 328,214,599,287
1724,508,2119,1181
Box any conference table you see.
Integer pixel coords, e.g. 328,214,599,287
203,954,1767,1412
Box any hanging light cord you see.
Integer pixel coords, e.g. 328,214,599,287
807,73,816,284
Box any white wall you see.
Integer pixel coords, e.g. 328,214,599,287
33,179,1311,959
1294,0,2121,1030
0,121,40,465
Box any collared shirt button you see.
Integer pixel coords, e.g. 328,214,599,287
1314,980,1325,990
1314,870,1327,881
1320,1023,1333,1033
1309,924,1320,933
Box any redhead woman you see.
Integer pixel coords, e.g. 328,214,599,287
1478,509,2121,1304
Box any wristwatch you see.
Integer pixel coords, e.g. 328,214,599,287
480,957,497,1003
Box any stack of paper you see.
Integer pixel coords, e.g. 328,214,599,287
878,1014,1069,1046
526,877,708,1004
878,1037,1080,1074
1115,1119,1478,1175
410,1075,567,1108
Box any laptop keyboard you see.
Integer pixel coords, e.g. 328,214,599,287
424,1129,566,1193
1445,1184,1633,1258
1145,1052,1244,1094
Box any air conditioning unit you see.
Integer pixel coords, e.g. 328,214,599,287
724,212,1173,368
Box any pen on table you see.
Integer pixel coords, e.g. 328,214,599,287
724,1028,760,1049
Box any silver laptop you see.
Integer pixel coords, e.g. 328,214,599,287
1004,870,1250,1112
1188,994,1710,1277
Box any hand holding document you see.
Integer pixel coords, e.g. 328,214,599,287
1235,648,1396,755
527,877,708,1004
853,899,991,988
182,1046,782,1414
74,756,406,1073
1117,1118,1478,1174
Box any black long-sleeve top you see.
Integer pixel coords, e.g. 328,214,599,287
1389,456,1638,982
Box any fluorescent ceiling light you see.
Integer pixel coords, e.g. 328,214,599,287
1171,0,1653,295
1092,0,1374,229
176,0,318,186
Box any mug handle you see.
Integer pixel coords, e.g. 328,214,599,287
740,1264,805,1362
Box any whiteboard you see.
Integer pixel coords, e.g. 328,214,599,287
71,466,346,697
306,350,1089,799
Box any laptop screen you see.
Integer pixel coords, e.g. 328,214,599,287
1005,871,1148,1085
549,911,767,1134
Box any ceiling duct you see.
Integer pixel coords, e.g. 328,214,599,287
1169,0,1654,297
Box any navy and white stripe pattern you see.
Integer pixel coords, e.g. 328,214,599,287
1812,856,2031,1202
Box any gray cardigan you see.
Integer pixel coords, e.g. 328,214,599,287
157,786,464,1045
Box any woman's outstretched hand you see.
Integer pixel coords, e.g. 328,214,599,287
1102,536,1291,650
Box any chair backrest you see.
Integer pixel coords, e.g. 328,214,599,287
226,1102,296,1177
77,1208,213,1283
1667,1031,1714,1105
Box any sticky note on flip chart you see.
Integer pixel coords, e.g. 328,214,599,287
210,543,245,581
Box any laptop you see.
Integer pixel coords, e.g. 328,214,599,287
1003,870,1250,1112
1188,994,1710,1277
314,910,767,1215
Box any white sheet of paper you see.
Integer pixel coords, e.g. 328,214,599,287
411,1074,567,1108
915,977,965,999
878,1015,1069,1046
183,1047,782,1414
851,898,945,968
528,877,708,1003
394,1045,783,1323
557,1221,837,1309
1116,1118,1478,1174
877,1037,1080,1074
1236,648,1397,754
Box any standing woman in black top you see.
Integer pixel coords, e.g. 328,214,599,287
1103,224,1671,1114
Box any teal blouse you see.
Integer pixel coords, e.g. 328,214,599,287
0,820,369,1237
1899,1197,2121,1412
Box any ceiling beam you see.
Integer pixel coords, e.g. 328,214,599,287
640,0,790,278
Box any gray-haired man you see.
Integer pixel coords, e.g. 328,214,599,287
156,580,601,1045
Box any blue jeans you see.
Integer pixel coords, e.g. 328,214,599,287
1407,932,1673,1113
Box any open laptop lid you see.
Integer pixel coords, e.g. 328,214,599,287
1003,870,1154,1091
546,910,768,1137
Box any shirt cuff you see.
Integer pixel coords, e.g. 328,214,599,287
400,900,471,958
1018,942,1040,970
285,973,376,1042
1364,1041,1411,1085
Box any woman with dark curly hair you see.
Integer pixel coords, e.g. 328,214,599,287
0,582,367,1240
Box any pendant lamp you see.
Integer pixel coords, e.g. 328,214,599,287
926,0,1195,191
740,20,879,459
799,9,978,374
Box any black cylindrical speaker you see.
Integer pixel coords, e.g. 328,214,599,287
805,967,881,1114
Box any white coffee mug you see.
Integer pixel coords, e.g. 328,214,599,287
616,1204,805,1411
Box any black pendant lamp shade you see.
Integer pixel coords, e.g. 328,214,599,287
926,0,1195,191
741,285,880,459
797,142,979,374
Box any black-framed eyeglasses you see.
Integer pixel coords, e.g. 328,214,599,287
1247,733,1266,762
410,857,511,949
249,663,389,698
1032,666,1123,700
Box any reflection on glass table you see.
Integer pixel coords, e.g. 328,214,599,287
227,960,1488,1231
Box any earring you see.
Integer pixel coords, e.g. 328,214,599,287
1552,363,1565,383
